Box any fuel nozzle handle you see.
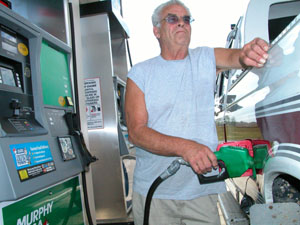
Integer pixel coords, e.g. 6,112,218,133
197,160,229,184
159,158,229,184
198,146,255,184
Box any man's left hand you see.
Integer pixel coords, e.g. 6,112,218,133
239,37,269,68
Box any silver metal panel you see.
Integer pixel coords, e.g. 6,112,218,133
80,13,127,221
10,0,68,44
68,1,97,224
218,192,249,225
111,38,128,82
250,203,300,225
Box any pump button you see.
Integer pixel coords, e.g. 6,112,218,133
8,118,34,132
24,66,31,78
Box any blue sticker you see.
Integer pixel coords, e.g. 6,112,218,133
10,141,53,170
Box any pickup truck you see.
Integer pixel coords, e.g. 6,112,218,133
214,0,300,222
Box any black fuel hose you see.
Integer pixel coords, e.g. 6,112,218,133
143,159,226,224
143,158,189,225
143,176,164,225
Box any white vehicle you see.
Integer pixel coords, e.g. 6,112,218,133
215,0,300,223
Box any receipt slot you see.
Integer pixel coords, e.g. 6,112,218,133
0,4,90,225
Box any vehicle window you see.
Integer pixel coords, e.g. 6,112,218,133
269,1,300,43
269,16,296,43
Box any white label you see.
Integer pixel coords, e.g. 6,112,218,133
84,78,104,129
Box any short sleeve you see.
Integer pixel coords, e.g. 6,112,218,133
127,63,145,93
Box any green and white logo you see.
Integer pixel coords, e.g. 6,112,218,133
16,201,53,225
2,177,84,225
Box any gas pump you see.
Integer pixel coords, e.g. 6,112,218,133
0,3,95,225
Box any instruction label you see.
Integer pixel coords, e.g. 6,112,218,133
84,78,104,129
10,141,55,181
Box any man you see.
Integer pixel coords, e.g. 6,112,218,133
125,0,269,224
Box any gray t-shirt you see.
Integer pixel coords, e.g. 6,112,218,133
127,47,226,200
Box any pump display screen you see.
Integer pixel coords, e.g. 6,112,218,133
0,66,15,86
1,30,17,54
1,30,16,43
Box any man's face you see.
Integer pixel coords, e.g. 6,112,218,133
154,4,192,48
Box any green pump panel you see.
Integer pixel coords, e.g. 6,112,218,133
2,177,84,225
40,40,73,108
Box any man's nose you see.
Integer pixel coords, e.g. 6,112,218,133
177,19,185,27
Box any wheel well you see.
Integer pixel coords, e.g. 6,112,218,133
272,174,300,205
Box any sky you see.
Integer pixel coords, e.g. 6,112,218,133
122,0,250,65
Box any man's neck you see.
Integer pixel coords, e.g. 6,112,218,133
160,45,188,60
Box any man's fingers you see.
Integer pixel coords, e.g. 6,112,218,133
242,57,265,68
190,161,202,174
191,154,217,174
207,150,218,168
242,37,269,68
255,37,269,52
199,157,212,173
183,143,218,174
251,44,268,61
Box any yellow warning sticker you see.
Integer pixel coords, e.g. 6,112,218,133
58,96,66,106
19,169,29,180
18,43,29,56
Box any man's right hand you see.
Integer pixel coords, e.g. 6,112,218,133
181,143,217,174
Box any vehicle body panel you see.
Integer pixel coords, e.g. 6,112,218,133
215,0,300,204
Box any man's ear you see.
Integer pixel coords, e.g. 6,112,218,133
153,26,160,39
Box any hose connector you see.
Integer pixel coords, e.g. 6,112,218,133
159,158,189,180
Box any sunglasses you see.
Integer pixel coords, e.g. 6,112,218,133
162,14,195,25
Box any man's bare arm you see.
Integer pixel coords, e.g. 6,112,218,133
215,37,269,72
125,78,217,174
